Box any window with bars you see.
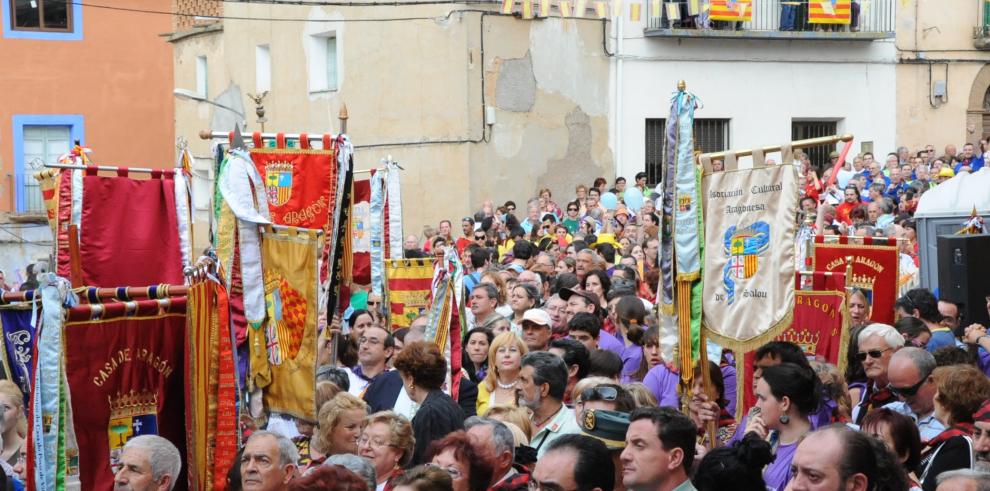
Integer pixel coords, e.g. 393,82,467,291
645,118,730,185
792,120,839,170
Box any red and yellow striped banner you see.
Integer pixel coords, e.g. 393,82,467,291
709,0,751,21
809,0,851,24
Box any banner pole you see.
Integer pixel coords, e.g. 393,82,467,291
700,134,854,161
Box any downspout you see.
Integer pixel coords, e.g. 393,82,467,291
615,15,624,179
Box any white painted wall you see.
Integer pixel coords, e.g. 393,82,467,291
613,18,899,177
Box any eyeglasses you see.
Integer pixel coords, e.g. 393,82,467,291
887,373,931,398
474,235,486,240
358,435,395,449
567,207,578,212
426,463,463,479
856,348,892,362
580,386,618,403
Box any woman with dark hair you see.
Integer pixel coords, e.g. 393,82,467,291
394,341,465,465
425,431,494,491
580,269,610,310
391,465,453,491
919,365,990,491
689,360,737,448
861,408,923,489
461,327,494,384
508,283,540,334
693,433,774,491
746,362,822,491
844,325,869,410
287,464,368,491
631,325,662,382
613,295,646,382
895,316,932,349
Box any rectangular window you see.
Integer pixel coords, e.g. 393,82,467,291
308,32,339,92
255,44,271,93
792,120,839,170
644,118,730,184
196,55,208,97
10,0,70,32
20,125,70,213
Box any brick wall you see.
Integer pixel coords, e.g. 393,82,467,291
172,0,223,31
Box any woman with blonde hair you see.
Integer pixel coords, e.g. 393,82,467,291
0,381,25,466
477,332,528,415
359,411,416,491
312,392,368,468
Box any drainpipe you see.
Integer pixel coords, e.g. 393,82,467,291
615,15,624,179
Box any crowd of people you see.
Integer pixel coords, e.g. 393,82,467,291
17,142,979,491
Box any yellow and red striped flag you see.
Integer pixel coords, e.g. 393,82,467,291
709,0,751,21
808,0,851,24
576,0,587,16
523,0,533,18
630,2,642,21
612,0,623,17
502,0,514,14
560,0,572,16
650,0,662,18
595,1,607,17
540,0,551,17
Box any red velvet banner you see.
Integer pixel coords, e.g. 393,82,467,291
350,176,373,286
249,148,337,232
64,311,188,490
69,170,184,287
813,238,899,324
739,290,850,415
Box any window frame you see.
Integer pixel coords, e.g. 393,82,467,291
3,0,82,40
308,30,340,94
11,115,85,213
644,118,730,184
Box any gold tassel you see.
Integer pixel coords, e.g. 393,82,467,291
677,280,693,385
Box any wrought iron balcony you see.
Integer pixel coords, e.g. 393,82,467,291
645,0,895,41
974,0,990,49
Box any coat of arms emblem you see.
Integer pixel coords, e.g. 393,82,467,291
264,161,294,207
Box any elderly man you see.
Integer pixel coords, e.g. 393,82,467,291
935,469,990,490
544,294,569,340
113,435,182,491
852,323,904,425
575,249,597,282
532,435,614,491
466,417,530,490
883,347,945,441
620,407,697,491
789,424,908,491
521,308,553,352
470,283,506,331
519,351,582,457
240,430,298,490
972,401,990,472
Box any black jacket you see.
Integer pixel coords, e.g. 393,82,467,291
362,370,478,419
410,390,466,466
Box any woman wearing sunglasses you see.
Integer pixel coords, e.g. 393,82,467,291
851,324,905,425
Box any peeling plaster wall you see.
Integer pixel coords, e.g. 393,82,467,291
172,7,612,238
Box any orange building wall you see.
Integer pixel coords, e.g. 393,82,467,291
0,1,174,212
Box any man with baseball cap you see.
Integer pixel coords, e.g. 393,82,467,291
521,309,554,352
559,288,625,356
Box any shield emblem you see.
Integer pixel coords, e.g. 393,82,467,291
264,161,294,207
108,391,159,473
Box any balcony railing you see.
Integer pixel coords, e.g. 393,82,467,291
975,0,990,48
645,0,895,40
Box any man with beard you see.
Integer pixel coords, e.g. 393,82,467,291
971,401,990,472
519,351,582,457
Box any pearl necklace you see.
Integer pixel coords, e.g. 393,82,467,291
496,378,517,390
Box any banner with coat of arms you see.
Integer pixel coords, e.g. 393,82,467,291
385,258,434,331
257,225,323,422
812,235,899,324
63,299,188,491
701,162,797,351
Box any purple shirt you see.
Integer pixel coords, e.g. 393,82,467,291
978,349,990,379
721,364,737,417
643,364,680,408
598,330,625,355
613,331,645,383
763,440,798,491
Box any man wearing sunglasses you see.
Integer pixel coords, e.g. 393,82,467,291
883,347,944,442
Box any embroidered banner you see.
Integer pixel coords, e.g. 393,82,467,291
701,163,798,351
351,176,373,286
63,300,187,491
738,289,850,417
260,225,323,422
62,168,185,287
812,236,899,324
809,0,851,24
185,280,239,491
710,0,752,21
0,308,35,408
385,259,434,331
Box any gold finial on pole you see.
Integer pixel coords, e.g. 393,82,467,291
677,80,687,92
338,103,349,135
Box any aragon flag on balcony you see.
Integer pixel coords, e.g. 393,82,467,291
809,0,851,24
709,0,752,22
